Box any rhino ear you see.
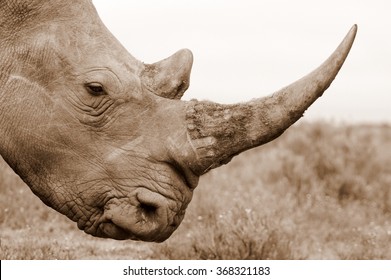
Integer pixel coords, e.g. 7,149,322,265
141,49,193,99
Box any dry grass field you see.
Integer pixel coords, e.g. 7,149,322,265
1,121,391,259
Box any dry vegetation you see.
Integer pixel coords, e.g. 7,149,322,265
1,121,391,259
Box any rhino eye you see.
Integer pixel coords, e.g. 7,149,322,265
85,82,106,96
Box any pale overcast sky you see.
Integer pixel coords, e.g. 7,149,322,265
93,0,391,123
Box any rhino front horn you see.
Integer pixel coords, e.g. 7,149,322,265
184,25,357,175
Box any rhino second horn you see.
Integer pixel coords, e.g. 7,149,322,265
185,25,357,175
142,49,193,99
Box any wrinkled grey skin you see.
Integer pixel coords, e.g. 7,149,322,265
0,0,357,242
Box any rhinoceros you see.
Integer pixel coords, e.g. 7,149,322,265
0,0,357,242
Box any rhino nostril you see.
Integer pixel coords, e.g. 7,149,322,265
136,190,163,220
138,202,158,217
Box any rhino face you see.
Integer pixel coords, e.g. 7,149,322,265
0,0,356,241
1,0,198,241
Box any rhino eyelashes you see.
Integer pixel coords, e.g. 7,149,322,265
85,82,106,96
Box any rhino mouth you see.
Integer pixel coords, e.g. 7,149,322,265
97,217,179,242
98,217,179,242
91,187,184,242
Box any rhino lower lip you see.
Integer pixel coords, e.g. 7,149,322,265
99,221,171,242
99,222,134,240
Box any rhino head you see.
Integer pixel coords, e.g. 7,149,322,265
0,0,357,242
